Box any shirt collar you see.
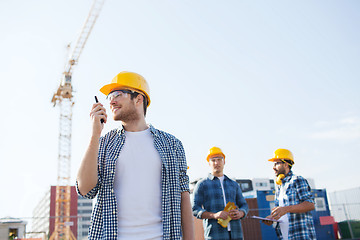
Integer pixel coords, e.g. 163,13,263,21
148,124,159,137
116,125,125,135
116,124,158,137
282,170,293,183
208,173,227,180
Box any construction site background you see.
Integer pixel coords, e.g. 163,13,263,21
2,185,359,240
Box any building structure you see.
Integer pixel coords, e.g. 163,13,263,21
237,178,275,198
31,189,51,238
0,217,27,239
77,196,93,240
31,186,93,240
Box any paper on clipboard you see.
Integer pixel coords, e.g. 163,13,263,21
250,215,283,223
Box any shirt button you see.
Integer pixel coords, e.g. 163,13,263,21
111,189,114,193
113,210,116,214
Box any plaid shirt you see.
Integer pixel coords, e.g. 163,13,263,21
192,174,249,240
76,124,190,240
274,171,316,240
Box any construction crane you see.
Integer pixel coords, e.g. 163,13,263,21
50,0,105,239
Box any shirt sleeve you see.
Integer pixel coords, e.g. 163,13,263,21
76,180,101,199
235,183,249,217
176,140,190,193
191,181,206,219
295,176,314,204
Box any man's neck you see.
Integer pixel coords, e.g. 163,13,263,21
122,118,148,132
212,172,224,178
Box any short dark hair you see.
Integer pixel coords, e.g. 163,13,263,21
130,92,148,116
283,159,294,169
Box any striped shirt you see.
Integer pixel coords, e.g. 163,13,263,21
274,171,316,240
76,124,189,240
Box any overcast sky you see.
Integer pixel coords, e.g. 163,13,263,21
1,0,359,222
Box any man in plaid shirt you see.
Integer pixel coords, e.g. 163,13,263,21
76,71,194,240
192,147,248,240
263,149,316,240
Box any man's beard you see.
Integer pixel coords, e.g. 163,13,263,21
275,168,285,177
213,167,223,174
113,105,139,122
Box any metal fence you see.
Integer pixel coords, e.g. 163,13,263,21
329,202,360,239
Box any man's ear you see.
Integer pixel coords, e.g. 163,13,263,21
285,163,291,171
135,94,144,106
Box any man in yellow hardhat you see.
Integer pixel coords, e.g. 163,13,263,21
76,71,194,240
192,147,248,240
263,148,316,240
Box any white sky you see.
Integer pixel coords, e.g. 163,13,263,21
1,0,359,222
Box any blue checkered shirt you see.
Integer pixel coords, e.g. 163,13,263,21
192,174,249,240
274,171,316,240
76,125,190,240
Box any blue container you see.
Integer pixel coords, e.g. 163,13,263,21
255,189,336,240
256,190,278,240
311,189,336,240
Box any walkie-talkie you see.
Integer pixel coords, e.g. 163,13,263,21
94,96,104,123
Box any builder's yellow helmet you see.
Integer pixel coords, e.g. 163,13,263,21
207,147,225,162
268,148,294,164
100,71,151,106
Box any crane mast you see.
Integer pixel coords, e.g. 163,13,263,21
50,0,105,239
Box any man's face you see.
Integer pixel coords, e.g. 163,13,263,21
209,154,225,176
108,89,139,122
273,160,287,176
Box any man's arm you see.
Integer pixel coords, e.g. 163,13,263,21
181,191,195,240
234,182,249,219
270,200,315,220
175,140,194,239
77,134,101,195
265,176,315,223
263,201,315,225
77,103,106,196
201,210,229,220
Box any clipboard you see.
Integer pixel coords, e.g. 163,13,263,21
250,215,283,223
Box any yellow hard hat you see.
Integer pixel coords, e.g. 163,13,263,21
100,71,151,106
268,148,294,164
207,147,225,162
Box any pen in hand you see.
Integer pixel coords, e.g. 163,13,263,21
94,96,104,123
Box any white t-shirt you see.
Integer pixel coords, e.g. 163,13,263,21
278,184,289,240
218,176,231,231
113,128,163,240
